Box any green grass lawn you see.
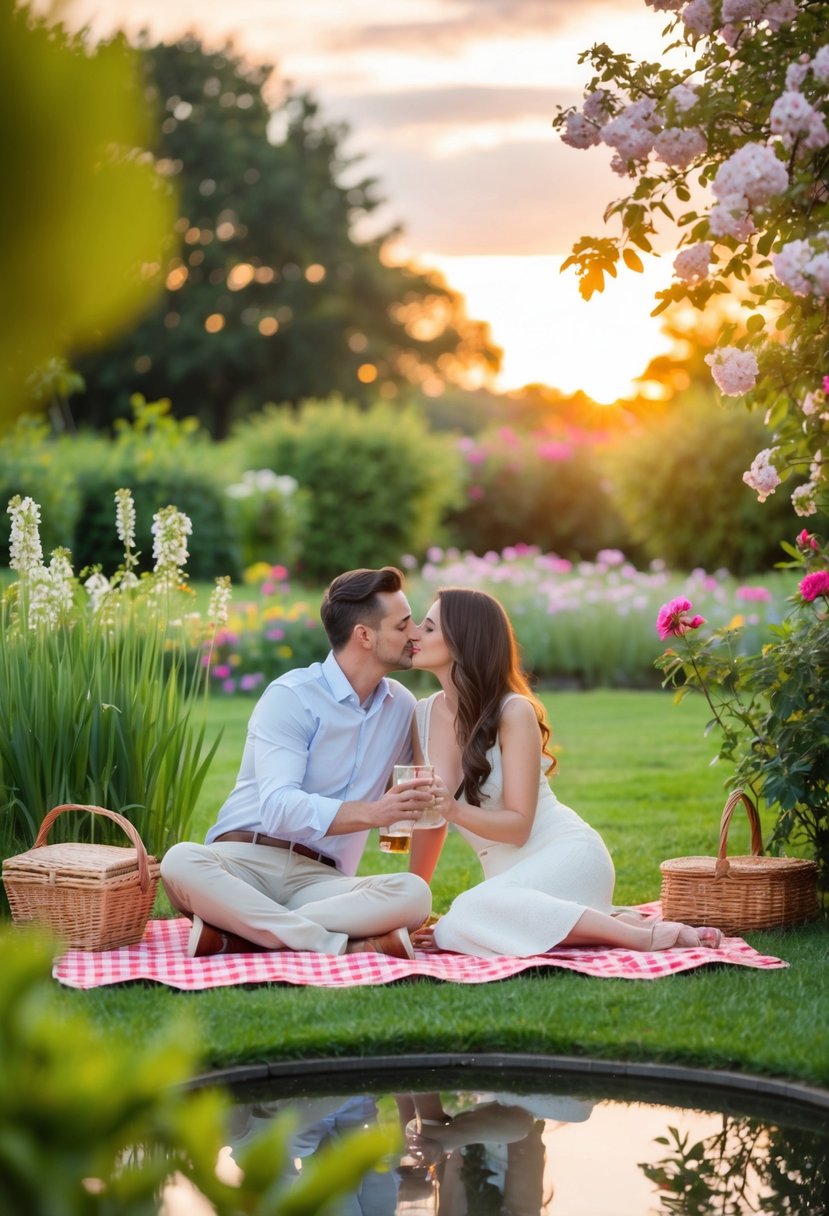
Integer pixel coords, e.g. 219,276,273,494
55,690,829,1087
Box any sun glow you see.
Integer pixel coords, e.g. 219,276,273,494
424,252,675,403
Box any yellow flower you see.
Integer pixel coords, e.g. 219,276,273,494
276,645,293,659
725,614,745,631
244,562,273,585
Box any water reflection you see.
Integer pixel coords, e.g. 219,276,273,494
207,1076,829,1215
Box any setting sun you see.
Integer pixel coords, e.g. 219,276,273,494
426,253,675,402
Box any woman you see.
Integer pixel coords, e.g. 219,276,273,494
408,587,721,956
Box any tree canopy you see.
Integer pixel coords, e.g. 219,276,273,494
75,37,501,437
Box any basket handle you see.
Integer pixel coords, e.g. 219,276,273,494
714,789,763,878
33,804,153,892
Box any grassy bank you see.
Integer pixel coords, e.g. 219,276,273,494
55,690,829,1087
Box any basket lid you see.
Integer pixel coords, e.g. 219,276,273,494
2,841,153,880
660,854,818,877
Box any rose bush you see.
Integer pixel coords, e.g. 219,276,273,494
656,529,829,887
556,0,829,887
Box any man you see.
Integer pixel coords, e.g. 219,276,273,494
161,566,433,959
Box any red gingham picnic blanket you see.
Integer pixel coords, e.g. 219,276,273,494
52,905,787,990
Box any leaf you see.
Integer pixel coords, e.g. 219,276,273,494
623,248,644,272
746,314,766,333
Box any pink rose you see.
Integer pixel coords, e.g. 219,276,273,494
797,529,820,551
823,376,829,394
656,597,707,640
800,571,829,602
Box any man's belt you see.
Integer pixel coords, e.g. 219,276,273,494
213,830,337,868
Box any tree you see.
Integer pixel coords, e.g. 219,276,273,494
552,0,829,869
76,37,500,437
552,0,829,518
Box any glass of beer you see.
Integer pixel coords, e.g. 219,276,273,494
379,765,435,854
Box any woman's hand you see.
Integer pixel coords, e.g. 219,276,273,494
430,773,457,823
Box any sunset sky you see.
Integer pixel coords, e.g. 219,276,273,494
57,0,681,402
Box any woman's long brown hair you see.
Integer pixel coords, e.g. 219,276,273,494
437,587,557,806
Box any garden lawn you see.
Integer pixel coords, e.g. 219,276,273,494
55,690,829,1087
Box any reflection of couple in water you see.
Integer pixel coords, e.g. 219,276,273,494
161,566,721,960
227,1087,592,1215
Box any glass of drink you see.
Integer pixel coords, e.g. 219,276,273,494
379,765,436,854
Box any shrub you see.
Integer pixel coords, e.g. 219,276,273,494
64,398,241,580
0,927,394,1215
605,392,817,575
0,414,81,558
445,425,629,560
234,398,464,581
223,468,309,570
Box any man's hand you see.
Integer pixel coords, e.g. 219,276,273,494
329,777,435,834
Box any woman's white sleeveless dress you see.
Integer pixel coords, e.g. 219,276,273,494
415,693,616,958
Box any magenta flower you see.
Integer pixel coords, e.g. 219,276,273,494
800,571,829,602
823,375,829,394
212,664,232,679
656,597,706,640
736,585,773,603
797,528,820,552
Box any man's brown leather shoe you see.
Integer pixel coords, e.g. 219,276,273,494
188,914,266,957
344,927,415,960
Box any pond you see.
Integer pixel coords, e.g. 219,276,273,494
163,1061,829,1215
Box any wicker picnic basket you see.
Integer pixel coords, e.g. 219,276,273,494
659,789,819,934
2,804,160,950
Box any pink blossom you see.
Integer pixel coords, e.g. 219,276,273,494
792,483,818,517
467,485,484,500
582,90,612,122
735,585,773,602
601,99,659,163
266,628,285,641
705,346,759,396
653,127,707,168
743,447,781,502
673,242,713,283
722,0,761,19
682,0,714,35
770,91,817,140
709,192,755,243
763,0,797,30
271,564,288,580
712,144,788,208
667,83,699,113
796,529,820,551
212,664,232,679
814,45,829,85
537,440,573,461
824,376,829,394
645,0,684,9
772,239,814,296
561,112,602,149
222,679,237,694
800,571,829,602
656,597,706,639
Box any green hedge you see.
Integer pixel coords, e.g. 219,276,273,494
234,398,464,581
445,426,629,560
604,391,821,576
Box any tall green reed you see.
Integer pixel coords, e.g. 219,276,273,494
0,493,230,860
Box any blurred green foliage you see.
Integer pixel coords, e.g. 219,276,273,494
234,398,464,580
606,390,823,576
0,2,174,422
447,425,629,561
0,926,396,1214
